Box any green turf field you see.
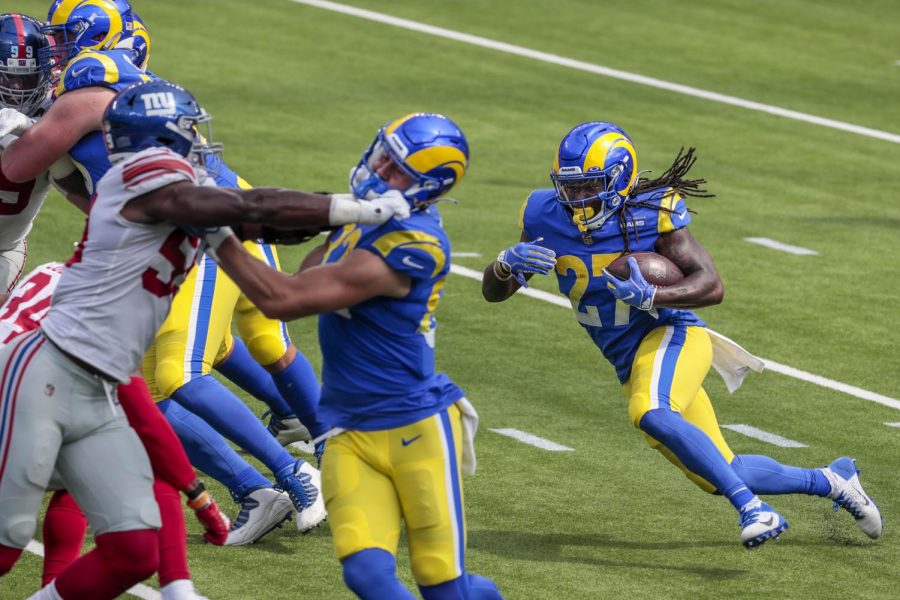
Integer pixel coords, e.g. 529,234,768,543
3,0,900,598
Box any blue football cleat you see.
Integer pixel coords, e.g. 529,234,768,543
739,500,789,549
822,456,883,539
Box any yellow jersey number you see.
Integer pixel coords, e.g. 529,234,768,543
555,253,631,328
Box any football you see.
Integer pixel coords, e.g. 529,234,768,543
605,252,685,286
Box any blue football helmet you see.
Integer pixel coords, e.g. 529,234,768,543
550,121,638,231
350,112,469,209
130,12,149,70
102,80,222,169
40,0,128,79
0,13,50,116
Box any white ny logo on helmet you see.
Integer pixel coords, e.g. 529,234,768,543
141,92,177,117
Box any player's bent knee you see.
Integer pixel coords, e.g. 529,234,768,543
411,553,457,587
243,333,287,367
2,516,38,549
96,530,160,583
155,359,188,400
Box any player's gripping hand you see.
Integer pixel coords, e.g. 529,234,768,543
601,256,656,311
0,108,35,139
329,190,410,226
187,485,231,545
495,238,557,287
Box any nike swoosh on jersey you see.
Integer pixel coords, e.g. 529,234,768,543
401,255,424,270
71,66,90,78
401,435,422,446
677,210,688,219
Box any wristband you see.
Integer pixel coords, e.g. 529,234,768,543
186,490,211,511
328,194,362,225
493,260,512,281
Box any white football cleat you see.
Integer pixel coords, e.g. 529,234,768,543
224,487,293,546
739,500,789,549
160,579,209,600
277,459,327,533
265,412,312,446
822,456,883,539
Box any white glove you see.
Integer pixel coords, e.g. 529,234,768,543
0,108,35,139
362,190,411,224
201,226,236,261
329,190,411,226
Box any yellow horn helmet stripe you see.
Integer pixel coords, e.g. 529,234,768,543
405,146,467,182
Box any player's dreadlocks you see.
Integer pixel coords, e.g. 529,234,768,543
614,147,715,253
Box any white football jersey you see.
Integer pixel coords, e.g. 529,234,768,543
0,133,51,251
41,147,202,382
0,262,63,346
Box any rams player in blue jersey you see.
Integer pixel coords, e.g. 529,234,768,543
0,0,326,543
197,113,503,599
481,121,883,549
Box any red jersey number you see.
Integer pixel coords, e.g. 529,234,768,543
0,169,36,216
142,229,199,298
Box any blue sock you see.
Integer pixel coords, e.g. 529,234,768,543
639,409,753,511
420,574,504,600
171,375,295,481
270,352,327,439
731,454,831,496
215,338,294,418
157,398,271,501
342,549,415,600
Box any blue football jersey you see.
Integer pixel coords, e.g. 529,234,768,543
55,49,153,194
317,207,464,431
521,186,705,383
55,50,244,193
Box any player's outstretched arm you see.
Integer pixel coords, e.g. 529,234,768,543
652,227,724,308
207,233,410,321
482,232,556,302
1,87,114,182
124,183,408,230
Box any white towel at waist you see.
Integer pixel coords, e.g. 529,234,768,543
456,397,479,476
707,329,765,393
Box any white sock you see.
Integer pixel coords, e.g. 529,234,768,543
27,580,63,600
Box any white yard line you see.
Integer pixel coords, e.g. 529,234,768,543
25,540,161,599
763,360,900,411
448,265,900,411
721,424,808,448
489,428,575,451
883,422,900,428
289,0,900,145
743,237,819,255
451,252,482,258
451,264,570,308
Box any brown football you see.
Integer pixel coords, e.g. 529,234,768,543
606,252,684,286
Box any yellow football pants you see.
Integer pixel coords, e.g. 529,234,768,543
624,325,736,492
322,403,467,587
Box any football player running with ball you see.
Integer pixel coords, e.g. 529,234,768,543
0,79,409,599
196,113,503,600
481,121,883,549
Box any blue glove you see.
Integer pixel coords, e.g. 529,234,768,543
601,256,656,311
496,239,557,287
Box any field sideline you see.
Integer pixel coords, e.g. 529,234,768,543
3,0,899,598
